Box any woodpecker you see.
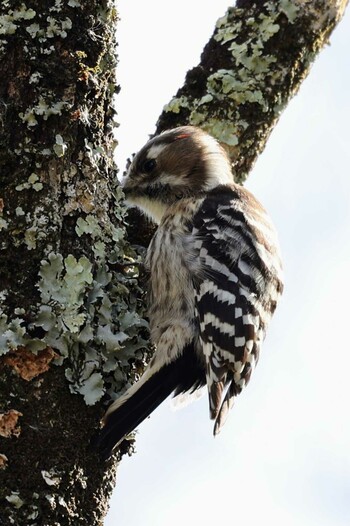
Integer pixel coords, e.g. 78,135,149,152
96,126,283,459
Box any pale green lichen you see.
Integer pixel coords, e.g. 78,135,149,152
212,10,282,113
0,17,17,35
0,312,26,354
29,173,43,191
41,469,62,487
0,218,8,231
5,492,25,509
163,96,190,114
24,14,73,40
0,290,8,302
49,0,63,12
0,5,36,36
207,69,268,109
53,134,67,157
198,94,214,106
26,22,40,38
164,0,300,148
280,0,299,23
256,15,280,41
39,253,93,333
15,207,25,217
17,247,148,405
12,202,49,251
76,213,124,248
11,205,50,251
46,16,72,39
215,14,241,42
24,228,37,250
40,45,56,55
84,140,106,168
75,215,100,238
19,99,71,129
24,226,44,250
29,72,42,84
27,508,39,521
41,148,52,156
67,369,104,406
92,241,106,260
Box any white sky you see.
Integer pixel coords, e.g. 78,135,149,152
107,2,350,525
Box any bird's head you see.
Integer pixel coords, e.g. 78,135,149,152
122,126,233,223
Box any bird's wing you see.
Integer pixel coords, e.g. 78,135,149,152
191,187,265,435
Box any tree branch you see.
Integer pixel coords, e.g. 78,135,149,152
156,0,348,181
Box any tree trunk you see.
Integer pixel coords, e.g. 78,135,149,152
0,1,347,525
0,1,148,524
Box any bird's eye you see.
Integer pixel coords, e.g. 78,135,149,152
142,159,157,174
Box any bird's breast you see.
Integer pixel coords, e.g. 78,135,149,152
145,199,203,345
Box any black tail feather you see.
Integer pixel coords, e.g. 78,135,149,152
95,345,205,460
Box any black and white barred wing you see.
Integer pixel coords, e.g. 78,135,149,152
192,186,283,435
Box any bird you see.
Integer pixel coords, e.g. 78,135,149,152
95,125,283,459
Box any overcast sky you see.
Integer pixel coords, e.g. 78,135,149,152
106,2,350,525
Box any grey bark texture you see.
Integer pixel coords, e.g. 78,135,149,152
0,1,148,524
0,1,347,525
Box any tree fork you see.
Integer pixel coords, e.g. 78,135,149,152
130,0,348,249
0,1,348,525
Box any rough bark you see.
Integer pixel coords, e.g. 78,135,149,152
0,0,347,525
0,1,148,524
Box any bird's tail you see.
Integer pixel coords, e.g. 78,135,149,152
95,345,205,460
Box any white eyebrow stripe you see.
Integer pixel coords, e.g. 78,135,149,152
147,144,167,159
